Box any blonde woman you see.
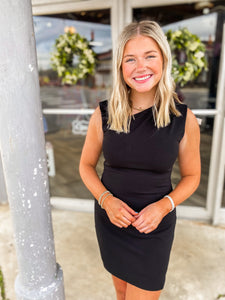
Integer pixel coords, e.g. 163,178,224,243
79,21,201,300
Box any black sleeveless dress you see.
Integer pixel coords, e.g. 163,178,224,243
95,100,187,291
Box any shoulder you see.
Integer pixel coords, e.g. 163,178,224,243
171,101,196,142
86,106,103,143
99,99,108,114
179,107,200,146
90,99,108,123
185,108,200,133
174,101,188,116
90,105,102,126
98,100,109,131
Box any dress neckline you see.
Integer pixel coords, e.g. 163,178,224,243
131,105,154,117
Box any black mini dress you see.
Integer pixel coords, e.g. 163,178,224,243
94,100,187,291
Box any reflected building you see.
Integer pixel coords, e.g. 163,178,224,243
32,0,225,224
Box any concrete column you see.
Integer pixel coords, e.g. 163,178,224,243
0,1,65,299
0,153,8,203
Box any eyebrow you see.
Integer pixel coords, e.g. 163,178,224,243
123,50,158,58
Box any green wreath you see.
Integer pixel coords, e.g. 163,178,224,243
50,27,96,85
166,28,208,87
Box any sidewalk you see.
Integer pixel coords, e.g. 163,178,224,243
0,203,225,300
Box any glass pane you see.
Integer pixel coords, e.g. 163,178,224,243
34,12,112,109
133,3,225,207
45,122,104,198
134,4,224,110
34,11,111,199
172,117,214,207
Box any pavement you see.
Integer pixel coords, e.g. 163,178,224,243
0,203,225,300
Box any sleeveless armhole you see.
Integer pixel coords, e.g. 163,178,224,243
175,103,188,142
99,100,108,132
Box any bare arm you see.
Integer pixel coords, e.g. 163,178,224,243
166,108,201,206
133,108,201,233
79,106,137,227
79,106,106,200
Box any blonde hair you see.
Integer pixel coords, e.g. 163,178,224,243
108,20,181,133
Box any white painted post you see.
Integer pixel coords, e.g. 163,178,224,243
0,153,7,203
0,1,65,299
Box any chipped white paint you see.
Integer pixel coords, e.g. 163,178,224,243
0,0,65,299
27,199,31,208
28,64,34,72
0,153,7,203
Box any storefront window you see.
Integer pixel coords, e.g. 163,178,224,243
33,11,111,199
133,4,225,207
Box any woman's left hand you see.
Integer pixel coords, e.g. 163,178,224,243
132,201,169,234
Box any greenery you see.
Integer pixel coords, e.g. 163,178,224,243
217,295,225,299
0,267,9,300
50,26,97,85
166,28,208,87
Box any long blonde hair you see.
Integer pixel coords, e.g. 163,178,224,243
108,20,181,133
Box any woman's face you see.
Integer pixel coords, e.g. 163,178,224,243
122,35,163,96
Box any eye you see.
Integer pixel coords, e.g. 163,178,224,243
146,55,156,59
124,57,135,63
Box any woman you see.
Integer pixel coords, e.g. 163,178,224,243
79,20,201,300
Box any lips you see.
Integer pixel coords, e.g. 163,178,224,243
133,74,153,82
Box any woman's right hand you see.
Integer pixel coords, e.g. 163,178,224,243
102,196,138,228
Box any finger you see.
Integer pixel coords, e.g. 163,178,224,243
136,208,146,216
122,203,138,216
132,215,145,227
139,227,152,234
119,220,130,228
122,210,136,223
138,222,158,233
112,216,130,228
138,225,150,233
121,215,133,226
113,222,122,228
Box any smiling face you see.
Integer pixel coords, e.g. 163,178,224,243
122,35,163,101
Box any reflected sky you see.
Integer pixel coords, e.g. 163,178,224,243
33,16,112,70
162,12,217,41
34,12,217,70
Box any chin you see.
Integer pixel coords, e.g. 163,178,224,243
133,86,154,93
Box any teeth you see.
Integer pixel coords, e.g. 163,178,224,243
135,75,151,81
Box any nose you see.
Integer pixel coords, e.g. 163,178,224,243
136,58,146,71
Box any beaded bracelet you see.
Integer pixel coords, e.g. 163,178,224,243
98,190,110,205
164,195,175,212
101,192,113,208
98,190,113,208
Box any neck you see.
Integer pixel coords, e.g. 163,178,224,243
130,90,156,110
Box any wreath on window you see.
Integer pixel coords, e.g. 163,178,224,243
50,27,96,85
166,28,208,87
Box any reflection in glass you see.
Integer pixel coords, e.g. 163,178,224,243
34,14,112,110
172,117,213,207
34,13,111,199
45,126,104,199
133,4,225,208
